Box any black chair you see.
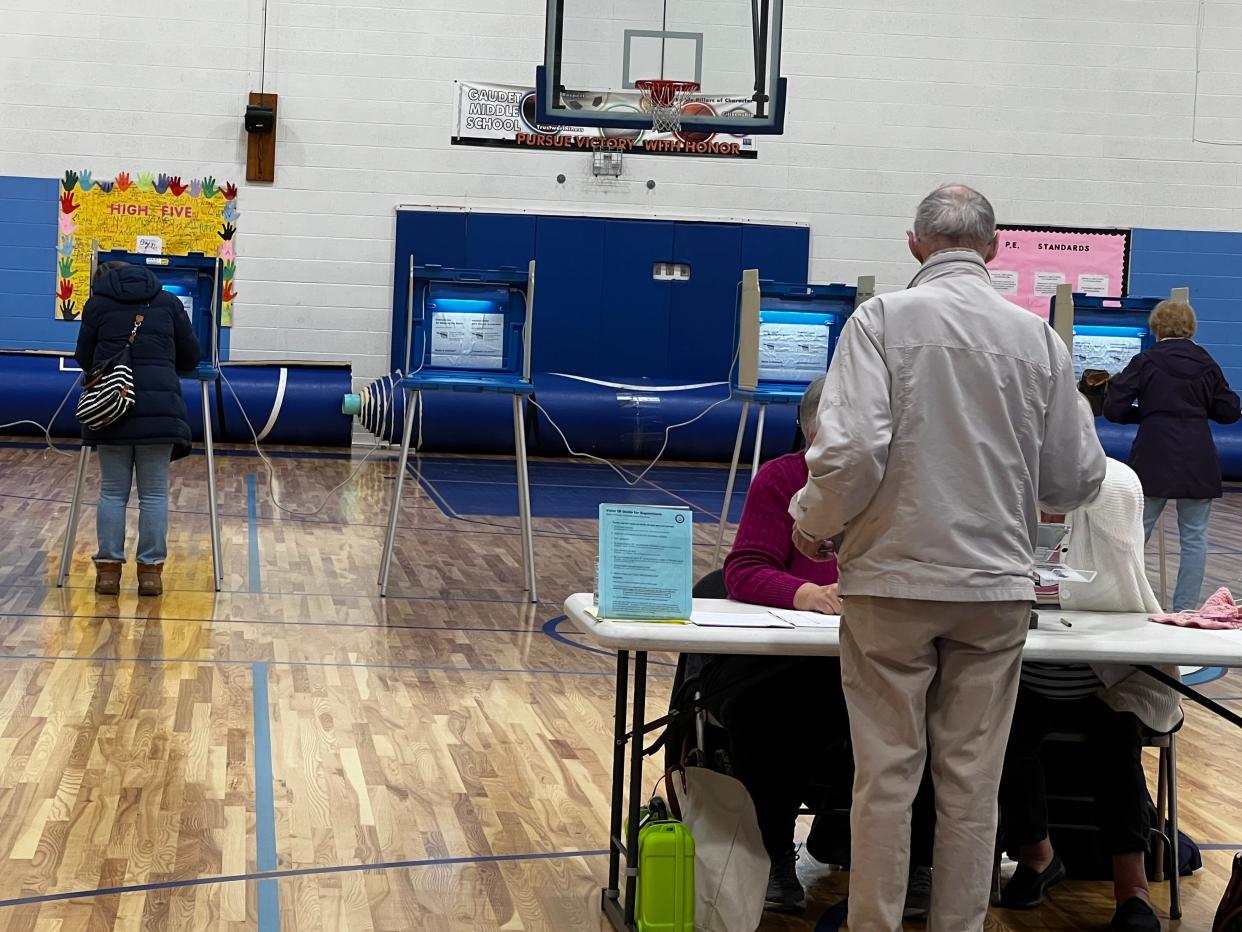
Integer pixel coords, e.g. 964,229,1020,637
993,728,1183,920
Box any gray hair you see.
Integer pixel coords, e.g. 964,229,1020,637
913,184,996,251
799,375,826,438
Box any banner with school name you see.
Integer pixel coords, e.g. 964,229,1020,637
452,80,758,160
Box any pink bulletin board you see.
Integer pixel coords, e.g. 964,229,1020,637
988,226,1131,319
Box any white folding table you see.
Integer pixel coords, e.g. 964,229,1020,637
563,593,1242,932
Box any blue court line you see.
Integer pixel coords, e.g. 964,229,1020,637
1200,843,1242,850
251,661,280,931
542,616,678,668
1183,666,1226,686
0,848,609,909
247,473,261,594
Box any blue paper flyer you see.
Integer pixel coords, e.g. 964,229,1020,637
597,504,693,621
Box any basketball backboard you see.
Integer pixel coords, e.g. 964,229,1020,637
537,0,786,135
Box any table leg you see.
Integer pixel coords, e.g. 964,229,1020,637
1168,734,1181,920
605,650,629,903
57,444,91,588
623,652,648,927
378,386,417,597
713,400,749,567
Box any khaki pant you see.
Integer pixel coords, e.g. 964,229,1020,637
841,596,1032,932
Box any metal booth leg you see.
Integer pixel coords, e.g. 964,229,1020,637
201,381,223,592
378,386,417,597
713,400,750,567
751,403,767,479
1157,507,1169,609
57,444,92,588
512,394,537,603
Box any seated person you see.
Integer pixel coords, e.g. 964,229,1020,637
699,376,934,917
999,454,1183,932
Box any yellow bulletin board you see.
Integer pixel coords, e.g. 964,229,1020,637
56,170,238,324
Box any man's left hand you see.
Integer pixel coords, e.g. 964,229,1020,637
792,526,836,562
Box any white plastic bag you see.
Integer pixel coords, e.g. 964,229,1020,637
669,766,770,932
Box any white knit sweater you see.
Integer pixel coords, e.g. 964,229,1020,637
1058,458,1184,734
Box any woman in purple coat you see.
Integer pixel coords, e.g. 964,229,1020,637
1104,300,1240,610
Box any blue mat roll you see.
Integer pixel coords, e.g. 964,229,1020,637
1096,417,1242,481
526,374,800,462
0,351,352,447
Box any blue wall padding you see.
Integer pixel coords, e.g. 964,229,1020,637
392,210,811,384
1095,417,1242,483
1130,229,1242,389
0,176,63,351
0,352,350,447
0,175,233,356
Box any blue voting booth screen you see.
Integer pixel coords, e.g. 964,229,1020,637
740,283,856,398
758,310,834,385
408,270,530,383
1070,325,1149,379
1052,294,1157,380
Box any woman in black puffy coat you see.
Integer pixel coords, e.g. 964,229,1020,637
1104,300,1240,611
74,262,202,596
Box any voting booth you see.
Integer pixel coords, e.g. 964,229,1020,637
1050,289,1160,380
378,261,539,601
58,248,227,592
713,271,870,562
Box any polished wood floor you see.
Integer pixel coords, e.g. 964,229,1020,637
0,442,1237,931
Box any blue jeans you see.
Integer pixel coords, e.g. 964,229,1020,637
95,444,174,565
1143,497,1213,612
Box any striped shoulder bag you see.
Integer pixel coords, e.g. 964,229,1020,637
76,313,144,430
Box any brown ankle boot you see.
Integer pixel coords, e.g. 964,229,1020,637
137,563,164,596
94,561,122,596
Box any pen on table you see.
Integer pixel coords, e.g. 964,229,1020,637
1059,618,1073,628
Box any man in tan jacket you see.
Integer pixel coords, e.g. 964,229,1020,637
790,184,1106,931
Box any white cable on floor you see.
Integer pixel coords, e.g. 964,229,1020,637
528,344,742,488
218,368,386,517
0,380,79,456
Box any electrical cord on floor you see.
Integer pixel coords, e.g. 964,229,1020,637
528,345,742,488
218,368,388,517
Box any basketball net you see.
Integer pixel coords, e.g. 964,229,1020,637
635,79,700,134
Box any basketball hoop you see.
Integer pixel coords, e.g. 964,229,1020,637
635,79,701,134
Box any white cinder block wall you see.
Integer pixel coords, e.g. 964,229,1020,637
2,0,1240,384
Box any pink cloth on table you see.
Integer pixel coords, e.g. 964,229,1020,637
1151,587,1242,630
723,452,838,610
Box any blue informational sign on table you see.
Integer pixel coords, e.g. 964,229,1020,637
598,504,693,621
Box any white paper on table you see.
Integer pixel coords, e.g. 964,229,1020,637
691,611,794,629
768,610,842,629
1034,565,1098,586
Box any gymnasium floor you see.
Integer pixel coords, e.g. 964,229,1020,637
0,441,1237,931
